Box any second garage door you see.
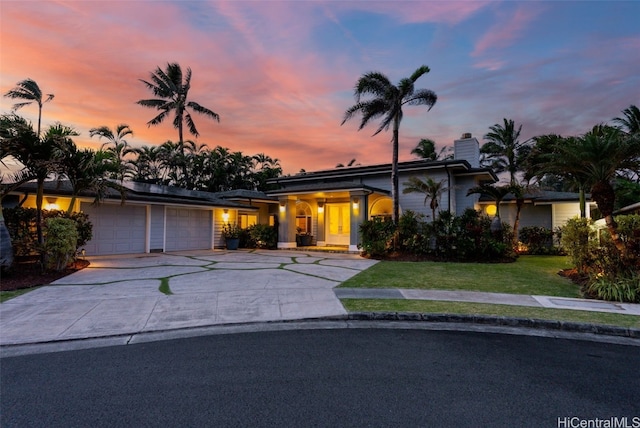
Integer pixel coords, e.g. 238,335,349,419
165,208,212,251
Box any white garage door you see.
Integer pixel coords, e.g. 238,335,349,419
81,203,146,255
165,208,212,251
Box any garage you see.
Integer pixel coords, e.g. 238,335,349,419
165,208,213,251
81,203,147,255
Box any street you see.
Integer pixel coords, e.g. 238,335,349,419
2,328,638,427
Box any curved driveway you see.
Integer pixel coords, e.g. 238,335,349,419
0,250,377,346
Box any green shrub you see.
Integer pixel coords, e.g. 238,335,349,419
247,224,278,249
587,274,640,303
616,214,640,259
44,217,78,272
519,226,557,255
560,217,596,274
359,217,396,257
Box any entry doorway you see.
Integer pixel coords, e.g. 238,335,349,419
326,203,350,245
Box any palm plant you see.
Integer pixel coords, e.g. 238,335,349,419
402,175,447,222
89,124,135,181
137,63,220,182
613,104,640,135
467,183,513,233
342,65,437,223
4,78,54,137
410,138,450,161
551,125,640,256
481,119,530,186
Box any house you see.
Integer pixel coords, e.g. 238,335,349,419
265,134,498,251
4,181,278,255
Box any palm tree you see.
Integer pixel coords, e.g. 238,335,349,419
613,104,640,135
136,63,220,183
410,138,450,161
402,175,447,222
342,65,437,222
481,119,530,186
89,124,135,181
4,78,54,137
467,183,513,233
552,125,640,256
336,158,358,168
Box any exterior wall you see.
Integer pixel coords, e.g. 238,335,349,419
455,176,480,215
397,170,450,222
149,205,165,252
214,208,236,248
18,195,74,212
552,203,583,230
499,204,552,231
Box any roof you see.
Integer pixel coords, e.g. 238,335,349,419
213,189,278,203
267,181,389,197
478,190,591,204
614,202,640,215
9,180,256,210
268,158,498,186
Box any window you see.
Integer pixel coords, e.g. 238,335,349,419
239,213,257,229
295,201,312,234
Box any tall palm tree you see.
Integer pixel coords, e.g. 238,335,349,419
89,124,135,181
137,63,220,183
342,65,437,222
402,175,447,222
613,104,640,135
4,78,54,137
481,119,530,186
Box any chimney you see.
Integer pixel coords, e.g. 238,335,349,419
454,132,480,168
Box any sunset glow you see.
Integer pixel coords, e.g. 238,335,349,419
1,1,638,174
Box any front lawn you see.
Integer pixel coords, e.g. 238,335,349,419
340,255,579,298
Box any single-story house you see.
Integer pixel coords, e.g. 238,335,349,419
3,133,595,255
3,180,278,255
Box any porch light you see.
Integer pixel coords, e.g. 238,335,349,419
45,197,59,211
222,209,229,223
317,202,324,214
486,204,497,216
352,198,359,210
279,202,286,212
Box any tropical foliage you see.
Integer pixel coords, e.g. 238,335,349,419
402,175,447,222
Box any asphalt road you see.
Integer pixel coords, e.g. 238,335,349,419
1,328,638,427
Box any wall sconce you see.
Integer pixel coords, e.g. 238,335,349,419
485,204,497,217
279,202,286,213
222,209,229,223
45,197,59,211
317,202,324,214
352,198,359,210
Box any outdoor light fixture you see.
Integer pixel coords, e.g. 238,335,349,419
45,197,59,211
317,202,324,213
279,202,286,212
222,209,229,222
486,204,497,216
352,198,359,210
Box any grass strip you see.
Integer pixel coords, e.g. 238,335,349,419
340,255,579,297
340,299,640,329
0,287,39,303
158,277,173,295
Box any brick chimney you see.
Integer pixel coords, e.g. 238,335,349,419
454,132,480,168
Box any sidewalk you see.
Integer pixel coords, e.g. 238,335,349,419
335,288,640,316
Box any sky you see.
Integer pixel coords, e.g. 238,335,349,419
1,0,639,175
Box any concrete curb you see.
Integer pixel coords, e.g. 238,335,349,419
344,312,640,338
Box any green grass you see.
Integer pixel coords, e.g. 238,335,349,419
340,255,579,297
158,277,173,295
341,299,640,329
0,287,39,303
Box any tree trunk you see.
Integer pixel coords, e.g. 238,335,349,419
512,197,524,249
579,185,586,218
391,115,400,224
592,181,626,256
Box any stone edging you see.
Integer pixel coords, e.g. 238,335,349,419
340,312,640,339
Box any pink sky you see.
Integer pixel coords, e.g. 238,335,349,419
1,1,638,175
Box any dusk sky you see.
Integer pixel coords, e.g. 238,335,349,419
1,1,639,175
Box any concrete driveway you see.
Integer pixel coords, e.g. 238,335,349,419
0,250,377,346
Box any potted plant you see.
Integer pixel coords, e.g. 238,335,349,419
222,223,242,250
296,227,313,247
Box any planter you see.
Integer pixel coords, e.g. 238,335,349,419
225,238,240,250
297,234,313,247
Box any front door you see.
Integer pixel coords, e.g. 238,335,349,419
326,203,350,245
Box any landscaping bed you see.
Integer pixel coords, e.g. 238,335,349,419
1,259,89,291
